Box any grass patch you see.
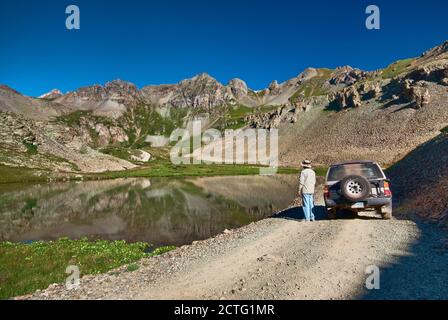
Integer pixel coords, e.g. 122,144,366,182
219,104,254,130
0,238,175,299
88,158,327,180
381,58,415,79
126,263,139,272
90,160,300,180
100,146,148,163
148,245,177,257
100,146,133,161
55,110,115,128
0,164,48,184
289,68,333,104
121,105,187,148
228,105,253,118
313,166,328,177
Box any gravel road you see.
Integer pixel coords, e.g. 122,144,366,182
23,192,448,300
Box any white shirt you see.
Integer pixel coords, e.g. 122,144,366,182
299,168,316,194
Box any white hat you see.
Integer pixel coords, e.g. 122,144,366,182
301,159,312,168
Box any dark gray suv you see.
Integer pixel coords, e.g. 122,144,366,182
324,161,393,220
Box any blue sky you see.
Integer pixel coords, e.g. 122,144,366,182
1,0,447,97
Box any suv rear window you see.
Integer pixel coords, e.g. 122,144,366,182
327,163,384,181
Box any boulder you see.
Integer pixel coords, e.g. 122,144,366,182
332,86,362,109
130,150,151,162
403,80,431,109
360,82,382,98
329,66,367,86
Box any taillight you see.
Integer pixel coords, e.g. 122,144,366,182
384,181,392,197
324,185,329,198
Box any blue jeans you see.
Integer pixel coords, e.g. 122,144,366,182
302,193,315,221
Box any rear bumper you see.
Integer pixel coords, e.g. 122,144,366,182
325,197,392,209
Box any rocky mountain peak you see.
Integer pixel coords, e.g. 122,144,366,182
335,65,354,72
228,78,248,99
329,66,367,86
105,79,138,90
104,80,141,98
300,68,319,79
188,73,217,82
68,84,105,100
269,80,279,89
39,89,63,100
0,84,23,97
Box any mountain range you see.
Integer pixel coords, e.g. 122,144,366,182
0,40,447,174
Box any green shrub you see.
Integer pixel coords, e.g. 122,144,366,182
126,263,140,272
22,141,38,155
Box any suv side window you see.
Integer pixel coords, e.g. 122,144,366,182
327,163,384,181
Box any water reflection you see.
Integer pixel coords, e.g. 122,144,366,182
0,175,297,246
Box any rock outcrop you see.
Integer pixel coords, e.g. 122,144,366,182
0,112,38,153
420,40,448,59
331,85,362,109
130,150,151,163
407,62,448,85
403,80,431,109
141,73,236,110
73,117,129,147
245,105,300,129
359,82,382,99
329,66,367,86
268,80,281,95
55,80,144,117
228,78,248,99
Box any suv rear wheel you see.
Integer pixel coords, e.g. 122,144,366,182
340,175,370,202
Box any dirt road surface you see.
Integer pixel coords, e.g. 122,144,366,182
24,192,448,300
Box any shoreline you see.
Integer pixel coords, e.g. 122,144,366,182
0,162,311,185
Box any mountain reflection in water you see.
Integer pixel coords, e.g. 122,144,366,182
0,175,297,246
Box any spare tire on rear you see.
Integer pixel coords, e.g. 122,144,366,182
340,175,370,202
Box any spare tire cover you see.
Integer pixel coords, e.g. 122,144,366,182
340,175,370,202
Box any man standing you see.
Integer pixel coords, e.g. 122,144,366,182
299,160,316,222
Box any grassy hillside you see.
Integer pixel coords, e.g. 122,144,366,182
289,68,333,104
380,58,416,79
